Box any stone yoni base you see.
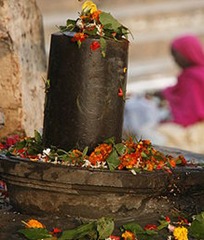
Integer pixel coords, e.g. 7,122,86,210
0,151,204,221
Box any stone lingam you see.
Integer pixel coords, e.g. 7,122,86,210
42,32,128,152
0,1,204,224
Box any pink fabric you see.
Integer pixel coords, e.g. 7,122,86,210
162,35,204,126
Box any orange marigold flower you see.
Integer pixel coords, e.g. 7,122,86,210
90,41,100,51
71,33,87,43
146,162,154,171
72,149,83,157
91,10,102,21
122,230,136,240
119,152,139,170
23,219,45,228
169,159,176,168
89,143,112,165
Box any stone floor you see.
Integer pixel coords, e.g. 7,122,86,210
0,206,80,240
0,201,161,239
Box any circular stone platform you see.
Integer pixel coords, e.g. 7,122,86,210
0,146,204,221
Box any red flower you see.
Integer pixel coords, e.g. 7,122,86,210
90,41,100,51
118,88,123,97
109,235,120,240
0,142,5,150
50,227,62,237
144,224,158,231
165,216,171,222
51,227,62,234
6,135,20,147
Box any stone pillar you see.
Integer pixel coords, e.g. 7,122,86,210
0,0,47,137
43,32,129,151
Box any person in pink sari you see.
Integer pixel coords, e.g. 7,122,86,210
123,34,204,146
162,34,204,127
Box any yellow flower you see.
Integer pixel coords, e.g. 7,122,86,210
82,1,97,14
22,219,45,228
173,226,188,240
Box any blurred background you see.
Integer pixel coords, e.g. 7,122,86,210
36,0,204,94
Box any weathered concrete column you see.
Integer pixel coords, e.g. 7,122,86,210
0,0,47,137
43,32,129,151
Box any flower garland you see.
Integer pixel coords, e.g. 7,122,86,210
17,211,204,240
59,0,130,57
0,131,187,174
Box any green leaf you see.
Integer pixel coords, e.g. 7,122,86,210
58,19,76,32
99,12,122,31
18,228,52,240
115,143,126,155
106,150,120,171
157,220,169,231
13,139,26,150
34,130,42,144
82,146,89,157
97,217,114,239
104,136,115,145
144,229,158,236
141,152,148,158
122,222,145,235
189,211,204,239
58,221,96,240
99,37,107,57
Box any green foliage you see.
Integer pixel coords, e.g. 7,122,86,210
8,130,44,156
99,12,122,31
106,149,120,171
58,217,114,240
97,217,115,239
189,211,204,239
59,19,76,32
99,12,129,39
99,37,106,57
18,228,52,240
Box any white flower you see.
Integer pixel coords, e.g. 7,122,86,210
43,148,51,156
76,18,84,29
82,159,92,168
168,224,175,232
96,24,104,36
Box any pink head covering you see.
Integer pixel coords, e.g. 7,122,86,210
162,34,204,126
171,34,204,66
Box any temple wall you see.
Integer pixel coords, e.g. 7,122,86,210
0,0,47,137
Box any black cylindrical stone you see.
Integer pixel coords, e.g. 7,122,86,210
43,32,129,151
